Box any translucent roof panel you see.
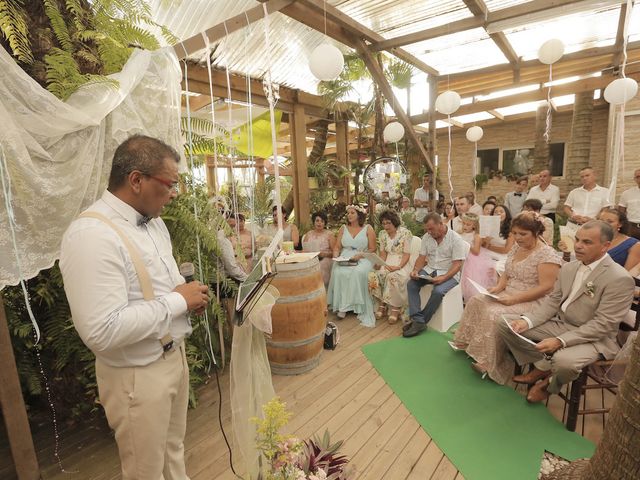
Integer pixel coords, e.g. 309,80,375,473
483,0,531,11
451,111,496,124
332,0,472,39
404,28,509,74
629,3,640,43
504,6,621,61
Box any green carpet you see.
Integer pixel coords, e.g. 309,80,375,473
362,330,595,480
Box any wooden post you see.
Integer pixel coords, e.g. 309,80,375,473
566,91,594,189
290,104,311,225
0,295,40,479
335,119,350,204
353,37,434,173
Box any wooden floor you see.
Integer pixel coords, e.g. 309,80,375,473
3,314,613,479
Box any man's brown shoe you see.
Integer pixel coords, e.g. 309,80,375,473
526,377,551,403
513,368,550,385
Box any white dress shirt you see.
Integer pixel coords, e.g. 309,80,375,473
618,186,640,223
565,185,611,221
469,203,483,216
217,230,249,282
526,184,560,215
60,190,189,367
413,187,430,221
419,228,469,281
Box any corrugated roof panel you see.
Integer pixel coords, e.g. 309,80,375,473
483,0,531,11
629,4,640,43
331,0,472,38
203,12,333,93
504,6,621,60
404,28,509,74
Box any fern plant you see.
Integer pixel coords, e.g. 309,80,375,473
1,0,236,421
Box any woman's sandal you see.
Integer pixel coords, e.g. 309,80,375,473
388,308,401,325
471,362,488,379
375,304,387,320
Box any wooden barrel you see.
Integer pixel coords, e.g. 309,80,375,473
266,256,327,375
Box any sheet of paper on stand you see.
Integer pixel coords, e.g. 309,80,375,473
479,215,501,238
468,278,500,299
275,251,319,264
502,315,537,346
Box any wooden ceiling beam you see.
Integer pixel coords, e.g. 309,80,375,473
488,109,504,120
174,0,295,60
463,0,521,74
370,0,588,52
282,0,439,76
353,36,433,172
612,2,629,69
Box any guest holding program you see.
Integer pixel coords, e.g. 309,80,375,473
454,212,561,383
500,220,634,403
403,213,468,338
327,204,377,326
368,210,413,324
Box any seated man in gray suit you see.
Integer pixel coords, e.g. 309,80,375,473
499,220,634,403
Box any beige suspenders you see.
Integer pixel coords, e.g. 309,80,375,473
78,211,176,353
79,211,156,300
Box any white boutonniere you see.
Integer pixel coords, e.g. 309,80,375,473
585,281,595,298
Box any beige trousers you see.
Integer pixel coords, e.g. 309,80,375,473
498,319,600,394
96,346,190,480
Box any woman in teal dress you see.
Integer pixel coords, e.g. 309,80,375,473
327,204,377,327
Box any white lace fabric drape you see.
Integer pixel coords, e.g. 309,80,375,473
0,45,183,289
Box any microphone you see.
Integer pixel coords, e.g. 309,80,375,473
179,262,195,283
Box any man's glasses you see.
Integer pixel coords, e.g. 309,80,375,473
145,174,179,193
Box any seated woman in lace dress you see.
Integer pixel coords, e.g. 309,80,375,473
453,212,562,384
327,204,377,326
301,211,335,289
368,210,413,324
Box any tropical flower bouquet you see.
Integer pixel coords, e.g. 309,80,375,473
254,398,353,480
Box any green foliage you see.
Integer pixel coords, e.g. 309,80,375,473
474,173,489,190
0,0,178,100
3,265,100,419
401,212,424,237
45,47,117,100
385,57,414,90
0,0,33,63
307,158,348,189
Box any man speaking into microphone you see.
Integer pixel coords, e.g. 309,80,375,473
60,135,209,480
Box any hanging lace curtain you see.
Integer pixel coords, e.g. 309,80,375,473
0,45,183,289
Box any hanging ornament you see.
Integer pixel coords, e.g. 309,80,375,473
383,122,405,143
308,43,344,81
538,39,565,65
435,90,461,115
465,126,484,142
604,77,639,105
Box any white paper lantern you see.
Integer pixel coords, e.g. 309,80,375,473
383,122,405,143
308,44,344,81
538,39,565,65
465,126,484,142
604,77,639,105
435,90,461,115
